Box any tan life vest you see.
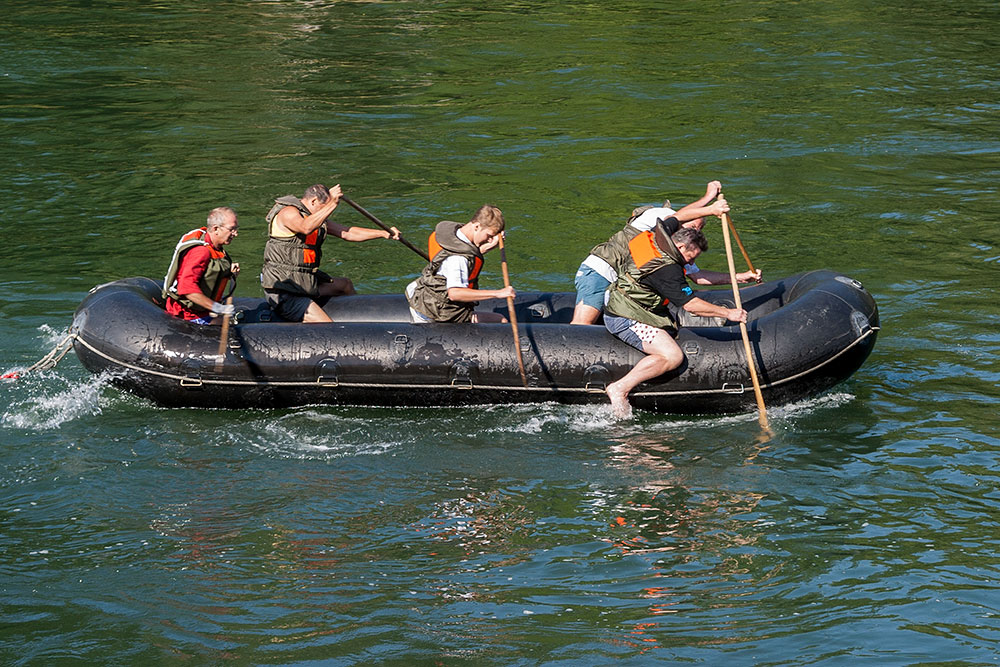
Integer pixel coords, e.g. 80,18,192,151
407,221,485,323
260,196,329,296
605,226,686,331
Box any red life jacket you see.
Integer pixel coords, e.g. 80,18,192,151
163,227,233,316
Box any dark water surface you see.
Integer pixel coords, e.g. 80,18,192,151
2,1,999,664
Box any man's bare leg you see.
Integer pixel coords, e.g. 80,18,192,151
300,278,356,322
570,302,601,326
472,311,508,323
606,331,684,418
321,277,356,297
302,301,333,323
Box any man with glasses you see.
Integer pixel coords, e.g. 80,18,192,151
163,206,240,324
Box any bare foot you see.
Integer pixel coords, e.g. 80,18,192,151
606,381,633,419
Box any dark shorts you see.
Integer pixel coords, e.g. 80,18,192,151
264,290,315,322
574,264,611,310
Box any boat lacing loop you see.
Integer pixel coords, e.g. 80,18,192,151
1,332,77,379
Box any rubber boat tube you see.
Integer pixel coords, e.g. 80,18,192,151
70,270,879,414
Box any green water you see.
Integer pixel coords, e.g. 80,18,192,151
2,1,999,664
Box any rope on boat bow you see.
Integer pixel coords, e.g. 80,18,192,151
1,332,77,379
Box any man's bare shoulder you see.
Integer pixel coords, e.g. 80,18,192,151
271,206,301,237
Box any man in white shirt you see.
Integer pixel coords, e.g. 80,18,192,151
570,181,760,325
406,205,515,323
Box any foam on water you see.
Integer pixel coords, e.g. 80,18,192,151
225,402,627,458
492,402,618,435
217,392,859,460
1,371,113,430
229,409,419,459
36,323,71,349
628,391,857,434
770,391,855,417
0,323,119,430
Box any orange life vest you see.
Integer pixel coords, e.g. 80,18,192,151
162,227,234,313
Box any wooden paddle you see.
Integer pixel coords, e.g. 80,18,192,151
498,235,528,388
721,212,769,431
726,213,761,281
215,296,233,372
341,195,431,262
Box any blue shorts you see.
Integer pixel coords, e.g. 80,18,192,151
189,315,213,325
604,312,669,352
574,264,611,310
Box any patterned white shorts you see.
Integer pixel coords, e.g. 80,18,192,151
604,313,664,351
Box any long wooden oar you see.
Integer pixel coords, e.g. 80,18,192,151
718,192,760,281
341,196,430,261
721,212,769,431
726,214,760,279
498,235,528,388
215,296,233,373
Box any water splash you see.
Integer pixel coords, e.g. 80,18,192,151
222,394,857,459
495,403,617,435
631,391,857,434
36,323,72,349
1,371,113,430
1,324,74,380
230,409,418,459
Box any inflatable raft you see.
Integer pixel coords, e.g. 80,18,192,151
70,270,879,414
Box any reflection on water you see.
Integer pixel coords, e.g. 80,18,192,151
598,431,772,653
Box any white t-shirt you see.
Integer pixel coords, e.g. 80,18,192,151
438,229,474,289
405,229,476,324
630,206,676,231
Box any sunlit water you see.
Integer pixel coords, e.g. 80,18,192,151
2,0,1000,663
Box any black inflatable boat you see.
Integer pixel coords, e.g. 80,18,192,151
70,270,879,414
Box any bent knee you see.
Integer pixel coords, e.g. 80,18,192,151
644,344,684,371
664,349,684,369
321,278,355,296
336,278,356,296
472,311,507,324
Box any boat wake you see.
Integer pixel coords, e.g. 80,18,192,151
36,323,71,349
224,403,621,460
493,403,619,434
769,391,856,417
1,324,121,431
216,392,860,460
229,409,424,459
1,370,115,430
635,391,857,433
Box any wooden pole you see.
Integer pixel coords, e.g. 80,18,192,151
215,296,233,373
498,235,528,388
721,213,769,430
726,214,760,279
341,196,430,261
